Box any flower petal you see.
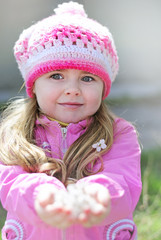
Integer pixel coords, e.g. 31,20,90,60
92,143,98,149
100,139,105,144
96,146,101,152
101,143,107,149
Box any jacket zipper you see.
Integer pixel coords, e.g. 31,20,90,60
61,127,68,155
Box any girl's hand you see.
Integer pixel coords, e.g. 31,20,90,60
34,185,74,229
34,183,110,228
77,183,110,227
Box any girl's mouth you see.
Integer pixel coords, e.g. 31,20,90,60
58,102,83,109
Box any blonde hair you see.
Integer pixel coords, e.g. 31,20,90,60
0,97,114,186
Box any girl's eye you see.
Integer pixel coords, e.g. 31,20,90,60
50,73,63,80
82,76,94,82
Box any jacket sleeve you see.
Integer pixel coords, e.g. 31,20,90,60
0,164,66,226
77,118,142,225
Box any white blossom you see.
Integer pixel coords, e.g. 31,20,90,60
54,183,100,219
92,139,107,152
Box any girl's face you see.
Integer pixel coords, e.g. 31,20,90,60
33,69,104,123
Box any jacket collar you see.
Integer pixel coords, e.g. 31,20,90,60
35,115,92,134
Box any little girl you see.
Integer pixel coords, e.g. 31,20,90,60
0,2,142,240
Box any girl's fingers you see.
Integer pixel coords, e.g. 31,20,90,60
36,185,58,207
37,203,74,228
84,184,98,197
96,188,110,206
49,209,74,228
78,212,88,223
92,204,104,215
38,192,55,207
83,183,110,208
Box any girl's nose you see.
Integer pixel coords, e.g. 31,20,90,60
64,85,81,97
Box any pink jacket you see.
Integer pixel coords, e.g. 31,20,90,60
0,117,142,240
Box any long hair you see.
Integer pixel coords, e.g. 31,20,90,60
0,97,115,186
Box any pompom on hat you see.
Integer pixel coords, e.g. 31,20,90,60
14,1,119,98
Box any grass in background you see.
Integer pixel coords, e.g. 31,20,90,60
134,148,161,239
0,148,161,239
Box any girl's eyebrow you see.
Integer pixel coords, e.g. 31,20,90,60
80,71,98,77
81,71,91,74
52,69,64,72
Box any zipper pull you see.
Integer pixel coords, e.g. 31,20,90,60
61,127,67,139
61,127,67,154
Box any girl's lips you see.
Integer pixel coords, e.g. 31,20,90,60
58,102,83,109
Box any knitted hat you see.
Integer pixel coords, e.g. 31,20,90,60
14,1,119,98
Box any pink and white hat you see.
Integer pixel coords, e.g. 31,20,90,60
14,1,119,98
